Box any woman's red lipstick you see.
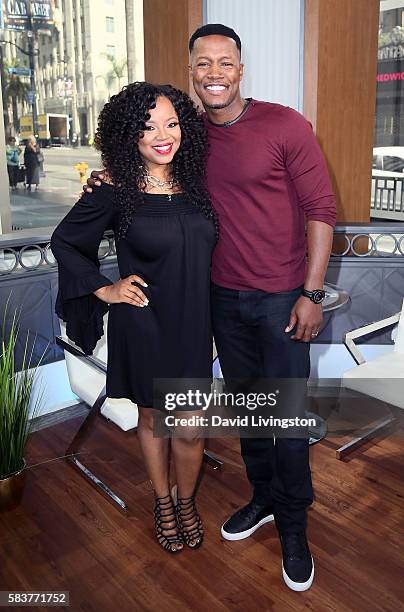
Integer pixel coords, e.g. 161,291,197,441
152,143,173,155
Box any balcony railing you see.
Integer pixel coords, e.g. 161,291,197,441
0,228,116,276
332,223,404,257
371,175,404,221
1,224,403,278
0,224,403,359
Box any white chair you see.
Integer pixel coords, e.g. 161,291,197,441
57,313,223,511
337,299,404,458
60,315,138,432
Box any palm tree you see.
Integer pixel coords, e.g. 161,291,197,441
0,47,11,135
4,59,30,134
96,55,128,103
379,25,404,48
104,54,128,92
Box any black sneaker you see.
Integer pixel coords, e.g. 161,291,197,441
280,531,314,591
221,500,274,541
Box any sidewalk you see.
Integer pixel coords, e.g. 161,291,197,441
10,146,101,230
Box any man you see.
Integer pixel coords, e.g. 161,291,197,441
84,24,336,592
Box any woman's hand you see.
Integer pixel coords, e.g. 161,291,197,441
95,275,149,307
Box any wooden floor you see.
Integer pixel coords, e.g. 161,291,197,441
1,409,404,612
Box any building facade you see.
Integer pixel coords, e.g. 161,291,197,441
376,3,404,146
1,0,144,142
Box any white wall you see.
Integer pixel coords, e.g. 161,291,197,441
309,344,392,383
28,362,80,419
0,85,11,234
205,0,304,110
380,0,404,11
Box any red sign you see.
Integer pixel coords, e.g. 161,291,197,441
377,72,404,82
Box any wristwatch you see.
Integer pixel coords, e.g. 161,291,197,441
302,288,326,304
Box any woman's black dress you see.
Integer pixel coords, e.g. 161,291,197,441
51,183,216,408
24,145,40,185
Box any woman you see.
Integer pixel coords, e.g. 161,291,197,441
24,135,42,191
51,82,217,554
6,136,21,190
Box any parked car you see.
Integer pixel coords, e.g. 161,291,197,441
373,147,404,173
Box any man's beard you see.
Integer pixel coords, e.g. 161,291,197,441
204,101,231,109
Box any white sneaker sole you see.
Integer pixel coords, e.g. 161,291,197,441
221,513,274,541
282,557,314,592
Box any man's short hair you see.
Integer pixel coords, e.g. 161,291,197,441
189,23,242,55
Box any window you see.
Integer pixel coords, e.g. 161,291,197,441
372,1,404,220
375,4,404,147
0,0,142,232
106,16,114,33
383,155,404,173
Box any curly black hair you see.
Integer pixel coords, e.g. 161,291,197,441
94,81,218,239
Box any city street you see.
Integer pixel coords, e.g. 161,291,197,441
10,146,102,230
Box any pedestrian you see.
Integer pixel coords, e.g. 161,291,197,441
6,136,21,190
24,135,42,191
84,24,336,591
51,83,217,555
71,132,79,147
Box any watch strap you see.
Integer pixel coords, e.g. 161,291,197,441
302,288,326,304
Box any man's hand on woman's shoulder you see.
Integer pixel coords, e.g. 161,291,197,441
83,169,112,194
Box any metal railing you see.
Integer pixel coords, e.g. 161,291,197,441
1,223,404,277
331,223,404,257
371,175,404,220
0,228,116,276
1,224,403,354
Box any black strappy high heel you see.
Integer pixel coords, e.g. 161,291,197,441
176,496,204,549
154,494,183,554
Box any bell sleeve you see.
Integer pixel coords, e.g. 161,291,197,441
51,186,116,354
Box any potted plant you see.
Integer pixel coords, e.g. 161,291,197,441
0,304,44,511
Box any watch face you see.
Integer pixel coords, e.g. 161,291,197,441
312,290,326,304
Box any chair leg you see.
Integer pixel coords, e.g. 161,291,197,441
65,388,128,513
335,415,396,460
203,448,224,469
65,389,224,510
66,456,128,512
66,389,107,455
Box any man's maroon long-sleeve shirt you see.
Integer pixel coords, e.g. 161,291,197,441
205,100,336,292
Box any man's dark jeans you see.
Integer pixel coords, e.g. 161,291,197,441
211,282,314,535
